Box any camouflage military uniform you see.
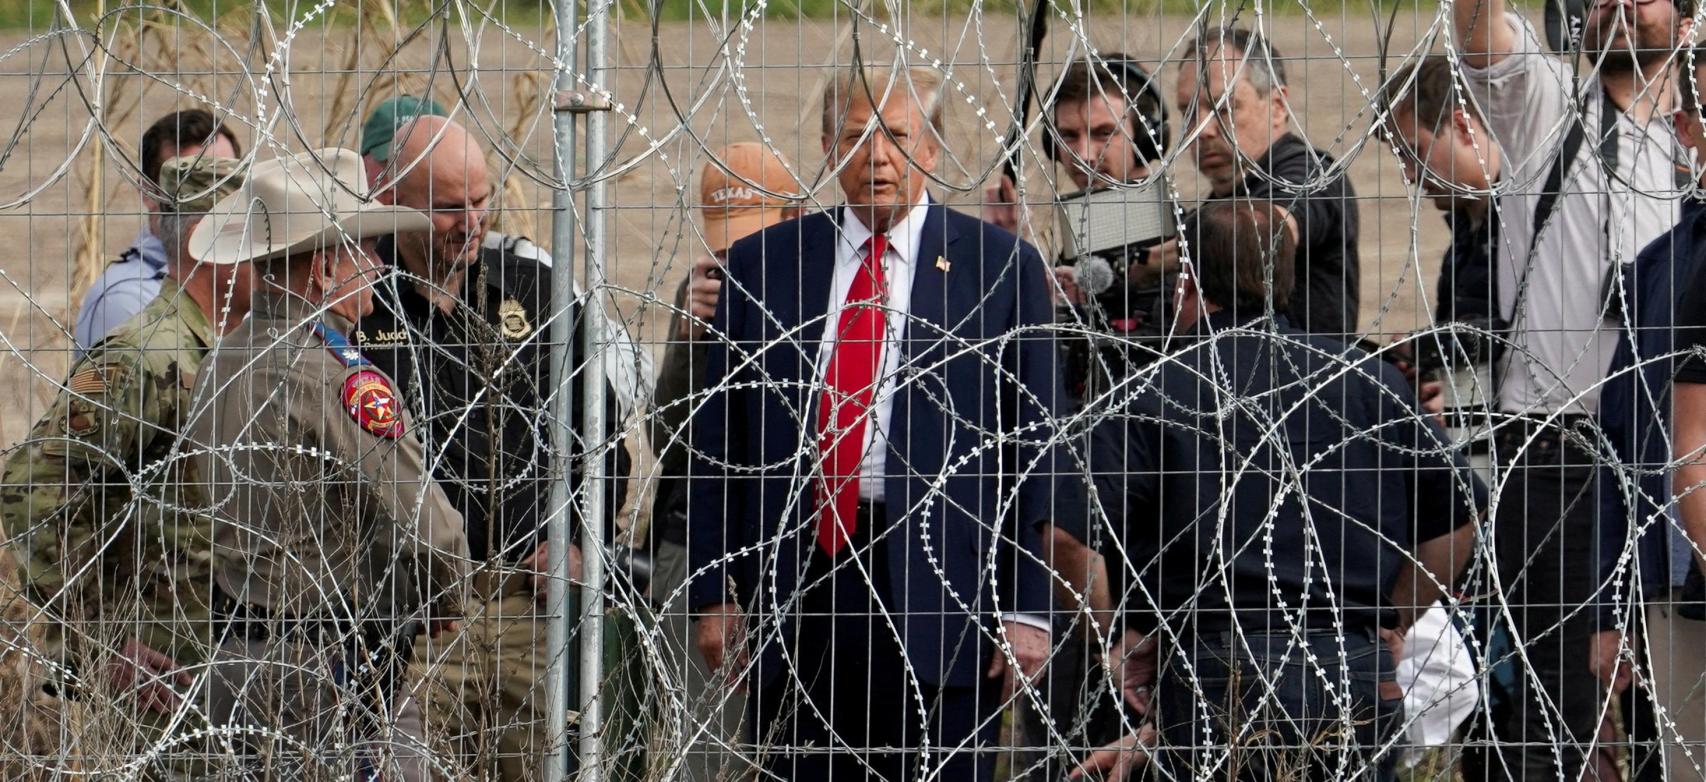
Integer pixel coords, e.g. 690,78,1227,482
0,278,222,772
2,276,220,654
187,290,470,782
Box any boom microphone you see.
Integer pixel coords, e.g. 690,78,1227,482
1076,255,1118,297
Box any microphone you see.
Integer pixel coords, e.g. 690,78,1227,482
1075,255,1118,297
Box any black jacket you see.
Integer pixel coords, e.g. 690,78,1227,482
357,236,631,564
1236,134,1363,339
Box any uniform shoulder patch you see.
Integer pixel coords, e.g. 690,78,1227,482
342,370,404,439
59,362,134,438
66,363,127,396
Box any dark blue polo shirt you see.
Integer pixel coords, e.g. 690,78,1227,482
1595,197,1706,627
1065,311,1487,635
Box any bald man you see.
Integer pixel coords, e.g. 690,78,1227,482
355,115,643,781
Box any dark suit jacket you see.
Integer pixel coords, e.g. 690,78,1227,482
686,201,1067,687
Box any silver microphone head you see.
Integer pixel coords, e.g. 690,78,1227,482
1076,255,1117,297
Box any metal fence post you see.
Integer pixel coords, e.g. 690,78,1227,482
544,0,581,777
574,0,612,776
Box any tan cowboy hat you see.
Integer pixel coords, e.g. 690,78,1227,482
188,147,431,266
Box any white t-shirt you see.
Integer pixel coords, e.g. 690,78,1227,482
1467,13,1684,416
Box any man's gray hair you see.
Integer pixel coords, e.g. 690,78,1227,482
1183,26,1288,97
820,66,946,142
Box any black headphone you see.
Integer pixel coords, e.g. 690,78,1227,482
1043,56,1171,171
1543,0,1586,53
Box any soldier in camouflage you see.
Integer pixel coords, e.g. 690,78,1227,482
0,154,246,775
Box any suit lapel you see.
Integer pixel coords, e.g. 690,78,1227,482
776,211,838,374
885,201,968,504
904,202,976,357
904,202,951,355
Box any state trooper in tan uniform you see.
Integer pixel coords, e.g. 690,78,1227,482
0,154,248,777
184,148,470,781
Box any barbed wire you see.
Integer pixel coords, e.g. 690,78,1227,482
0,0,1698,780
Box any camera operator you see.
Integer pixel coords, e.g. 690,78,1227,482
985,54,1174,401
1382,56,1506,437
1388,56,1504,344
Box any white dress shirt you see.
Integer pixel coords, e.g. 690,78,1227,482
818,194,1050,634
1466,13,1682,416
817,196,929,503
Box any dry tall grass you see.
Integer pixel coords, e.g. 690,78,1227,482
0,550,76,780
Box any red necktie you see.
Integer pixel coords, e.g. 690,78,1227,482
815,234,889,555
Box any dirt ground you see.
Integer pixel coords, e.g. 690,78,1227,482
0,11,1449,448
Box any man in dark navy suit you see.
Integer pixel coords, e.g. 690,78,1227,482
686,66,1067,780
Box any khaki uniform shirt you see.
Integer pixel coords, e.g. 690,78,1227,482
187,291,468,625
0,279,222,665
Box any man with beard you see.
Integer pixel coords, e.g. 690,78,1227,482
1592,48,1706,781
1456,0,1693,776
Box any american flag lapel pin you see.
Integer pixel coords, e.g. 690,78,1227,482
935,255,950,272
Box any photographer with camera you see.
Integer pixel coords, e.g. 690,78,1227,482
1388,55,1504,349
986,54,1175,404
1381,56,1508,444
1452,0,1693,772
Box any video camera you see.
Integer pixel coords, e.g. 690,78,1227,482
1056,179,1176,261
1359,320,1505,472
1054,180,1180,398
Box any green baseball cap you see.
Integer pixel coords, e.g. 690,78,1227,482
155,155,245,214
361,95,449,162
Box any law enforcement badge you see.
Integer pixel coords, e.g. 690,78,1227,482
342,370,404,439
499,298,532,340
